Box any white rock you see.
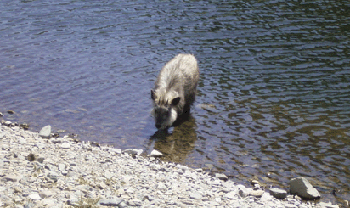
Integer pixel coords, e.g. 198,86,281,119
250,189,264,198
189,192,202,199
98,198,122,206
58,164,66,171
318,202,340,208
28,193,42,200
150,149,163,156
39,125,51,138
290,177,320,200
61,142,71,149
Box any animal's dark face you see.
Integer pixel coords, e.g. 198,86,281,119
151,89,180,129
154,105,171,129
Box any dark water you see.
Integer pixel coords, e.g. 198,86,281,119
1,0,350,205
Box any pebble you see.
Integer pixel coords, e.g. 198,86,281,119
269,187,288,199
0,124,337,208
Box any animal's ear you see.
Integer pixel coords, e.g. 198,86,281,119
171,97,180,105
151,90,155,100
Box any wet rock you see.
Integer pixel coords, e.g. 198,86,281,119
20,123,29,130
51,132,59,138
0,112,3,117
290,177,320,200
39,125,51,138
3,121,12,126
215,173,228,181
7,110,15,115
251,180,261,190
269,188,287,199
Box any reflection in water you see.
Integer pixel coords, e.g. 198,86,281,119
149,113,197,164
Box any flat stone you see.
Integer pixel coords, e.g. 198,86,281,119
290,177,320,200
3,121,12,126
3,174,20,182
61,143,71,149
98,198,122,206
40,190,54,198
123,149,142,156
269,188,287,199
189,192,202,199
42,199,56,206
250,189,264,198
150,149,163,156
39,125,51,138
215,173,228,181
28,193,42,200
318,202,340,208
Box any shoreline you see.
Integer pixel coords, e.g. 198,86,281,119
0,118,340,207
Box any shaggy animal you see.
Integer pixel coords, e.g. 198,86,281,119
151,53,199,129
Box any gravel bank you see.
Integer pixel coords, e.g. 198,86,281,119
0,123,336,208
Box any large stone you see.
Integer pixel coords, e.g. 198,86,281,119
290,177,320,200
39,125,51,138
269,188,287,199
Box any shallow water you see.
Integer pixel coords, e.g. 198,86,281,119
1,0,350,205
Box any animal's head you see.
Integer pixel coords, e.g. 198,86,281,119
151,89,180,129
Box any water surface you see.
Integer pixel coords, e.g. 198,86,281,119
1,0,350,205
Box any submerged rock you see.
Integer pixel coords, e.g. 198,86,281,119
7,110,15,115
290,177,320,200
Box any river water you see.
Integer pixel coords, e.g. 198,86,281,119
1,0,350,205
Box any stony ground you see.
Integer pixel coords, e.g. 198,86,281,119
0,123,338,208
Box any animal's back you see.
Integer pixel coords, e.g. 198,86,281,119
156,54,199,104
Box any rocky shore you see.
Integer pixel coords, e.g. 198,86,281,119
0,118,340,207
